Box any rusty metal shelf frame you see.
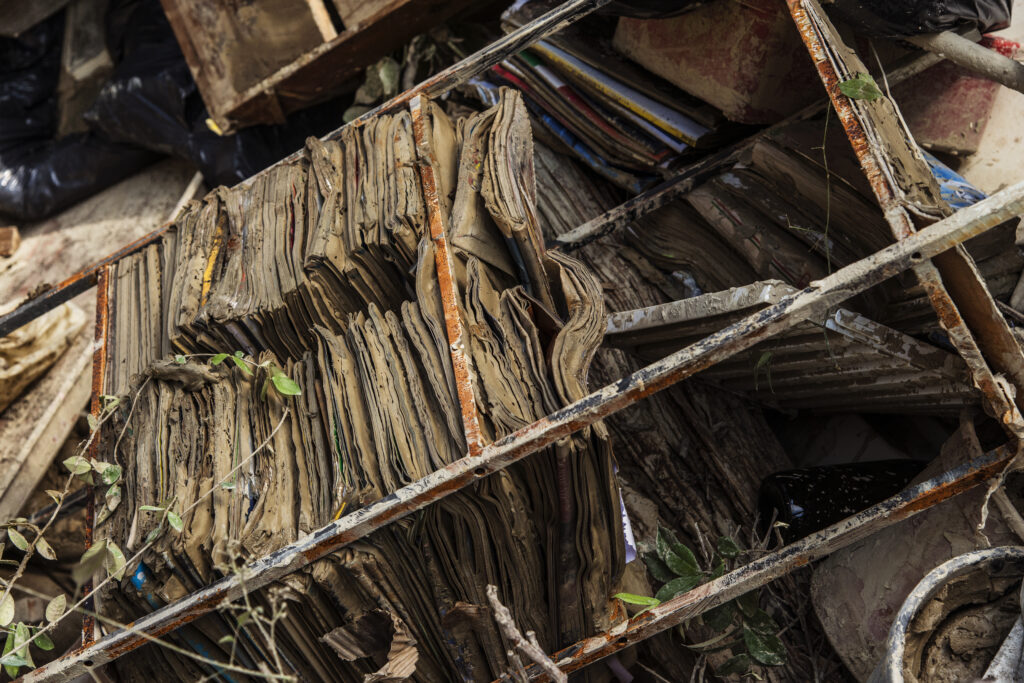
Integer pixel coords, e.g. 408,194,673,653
14,0,1024,680
22,178,1024,681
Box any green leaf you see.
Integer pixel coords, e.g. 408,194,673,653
234,350,244,358
7,529,28,552
63,455,92,475
717,536,741,560
643,551,676,584
743,626,786,666
45,594,66,623
45,490,63,505
236,612,252,629
36,536,56,561
711,556,726,579
1,630,18,678
105,541,127,580
221,481,236,491
210,353,229,366
656,527,700,579
270,373,301,396
717,653,752,676
744,608,779,636
613,593,660,607
218,635,235,645
838,73,883,101
139,505,165,512
654,575,701,603
34,632,54,651
736,591,759,619
0,594,13,628
145,526,163,546
102,465,122,485
702,600,735,632
229,354,253,376
14,623,32,668
73,539,108,585
174,354,187,365
86,414,99,432
167,510,184,533
106,484,122,511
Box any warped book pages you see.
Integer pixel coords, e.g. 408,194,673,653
98,89,625,682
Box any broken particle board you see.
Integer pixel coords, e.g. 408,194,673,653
0,317,91,522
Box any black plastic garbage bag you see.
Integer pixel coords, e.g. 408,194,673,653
0,12,157,222
86,0,348,187
827,0,1013,37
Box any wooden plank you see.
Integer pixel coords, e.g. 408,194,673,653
158,0,337,127
0,327,91,522
211,0,477,130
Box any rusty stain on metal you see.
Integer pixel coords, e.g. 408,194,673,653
0,223,172,338
81,265,111,648
409,94,484,457
509,445,1014,681
786,0,1024,438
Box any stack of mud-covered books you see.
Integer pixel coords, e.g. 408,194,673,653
97,89,626,682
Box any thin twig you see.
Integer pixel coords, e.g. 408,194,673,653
486,584,566,683
9,582,295,681
14,407,291,656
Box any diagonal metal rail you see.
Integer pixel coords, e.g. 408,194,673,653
21,180,1024,682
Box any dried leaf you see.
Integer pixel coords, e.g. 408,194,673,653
0,594,13,627
36,536,56,561
105,541,127,580
45,490,63,505
63,455,91,475
7,529,28,552
45,594,66,623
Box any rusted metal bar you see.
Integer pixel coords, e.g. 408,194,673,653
410,95,484,457
512,443,1015,681
21,180,1024,682
0,225,170,339
552,51,943,251
787,0,1024,435
81,265,111,647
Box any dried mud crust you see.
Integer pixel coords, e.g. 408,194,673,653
903,570,1020,683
